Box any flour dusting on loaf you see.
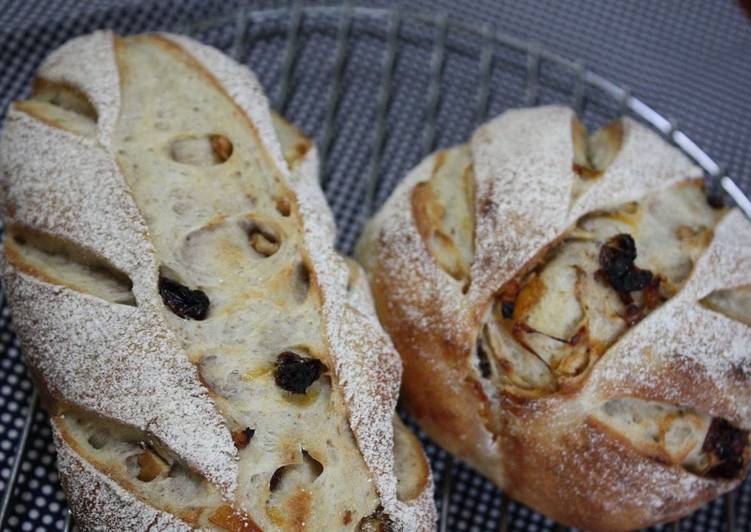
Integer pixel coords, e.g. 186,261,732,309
356,104,750,531
0,31,435,531
1,34,239,496
166,33,434,530
592,209,751,423
54,426,191,532
36,31,120,145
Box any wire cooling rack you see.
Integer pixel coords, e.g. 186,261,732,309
0,3,750,531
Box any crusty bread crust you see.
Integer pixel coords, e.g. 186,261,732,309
356,106,751,530
53,421,192,532
0,32,435,531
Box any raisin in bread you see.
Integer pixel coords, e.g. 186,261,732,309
356,105,751,531
0,32,435,531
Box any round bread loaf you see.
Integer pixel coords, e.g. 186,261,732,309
356,105,751,531
0,32,435,531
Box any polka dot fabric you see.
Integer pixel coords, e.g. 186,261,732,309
0,2,749,531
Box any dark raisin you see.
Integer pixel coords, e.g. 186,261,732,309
598,234,654,293
599,233,636,277
274,351,325,394
702,417,749,479
616,268,652,293
231,428,255,449
475,340,492,379
498,280,519,319
501,302,515,319
158,276,210,320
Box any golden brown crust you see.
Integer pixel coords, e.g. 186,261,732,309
392,417,432,502
53,420,195,532
498,417,727,531
357,106,751,530
4,233,59,286
370,232,503,476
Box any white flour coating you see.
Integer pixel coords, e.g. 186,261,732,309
466,107,575,310
467,106,701,311
589,209,751,424
0,31,245,498
358,153,471,345
359,107,703,353
36,31,120,146
554,424,728,515
53,423,191,532
2,270,238,493
177,36,434,528
569,117,700,221
0,31,434,531
292,149,436,530
0,110,152,284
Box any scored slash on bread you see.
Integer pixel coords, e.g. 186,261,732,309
0,32,436,531
356,105,751,531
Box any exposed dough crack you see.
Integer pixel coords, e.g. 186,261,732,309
478,180,722,397
5,226,136,306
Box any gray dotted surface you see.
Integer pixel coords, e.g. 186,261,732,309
0,1,749,531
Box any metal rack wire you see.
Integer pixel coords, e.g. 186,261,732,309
0,3,749,531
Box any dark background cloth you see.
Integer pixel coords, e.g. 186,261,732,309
2,0,749,185
0,1,749,531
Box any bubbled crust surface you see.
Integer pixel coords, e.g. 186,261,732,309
356,105,751,531
0,31,435,531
